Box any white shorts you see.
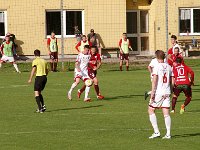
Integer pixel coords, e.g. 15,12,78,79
149,94,170,109
74,69,89,82
1,55,15,63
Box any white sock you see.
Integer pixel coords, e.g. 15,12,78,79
149,113,159,133
0,63,2,68
84,86,90,99
148,91,151,95
164,115,171,136
13,64,19,72
69,83,77,93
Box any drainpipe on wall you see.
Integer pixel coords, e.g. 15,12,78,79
165,0,169,54
60,0,65,71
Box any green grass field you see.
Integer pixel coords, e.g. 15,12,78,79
0,60,200,150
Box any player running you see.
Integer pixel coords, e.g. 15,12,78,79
75,35,92,53
68,45,92,102
77,46,104,100
0,35,20,73
148,50,173,139
28,49,48,113
171,57,194,114
47,31,58,72
119,33,133,71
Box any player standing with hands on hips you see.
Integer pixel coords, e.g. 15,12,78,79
148,50,174,139
119,33,133,71
28,49,48,113
47,31,58,72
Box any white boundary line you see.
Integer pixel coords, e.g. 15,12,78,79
0,85,29,88
0,126,200,135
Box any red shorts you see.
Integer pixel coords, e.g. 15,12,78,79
50,52,58,60
120,53,129,60
88,69,97,79
173,85,192,97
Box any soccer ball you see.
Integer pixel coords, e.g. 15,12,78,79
85,79,93,87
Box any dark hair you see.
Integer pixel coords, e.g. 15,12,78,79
171,35,177,40
84,45,90,49
51,31,55,34
176,57,183,64
155,50,161,55
156,50,165,60
174,47,180,51
82,35,86,38
34,49,40,56
123,33,127,35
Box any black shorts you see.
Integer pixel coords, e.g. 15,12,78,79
120,53,129,60
173,84,192,97
50,52,58,60
34,76,47,91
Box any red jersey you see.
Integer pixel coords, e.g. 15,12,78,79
88,53,101,69
171,54,184,66
173,64,194,85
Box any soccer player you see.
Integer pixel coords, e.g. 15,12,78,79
0,35,20,73
75,35,92,53
170,47,184,66
68,45,92,102
144,50,160,100
119,33,133,71
171,57,194,114
47,31,58,72
148,50,173,139
167,35,181,65
77,46,104,100
28,49,48,113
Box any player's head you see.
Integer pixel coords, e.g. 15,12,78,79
155,50,161,58
82,35,87,41
83,45,90,54
34,49,41,57
91,46,97,55
122,33,127,40
156,50,165,61
90,29,94,34
5,35,10,42
51,31,55,38
171,35,177,44
175,57,183,64
174,47,180,55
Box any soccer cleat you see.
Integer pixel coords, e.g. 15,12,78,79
180,104,185,114
162,135,171,139
144,91,149,100
84,98,91,102
77,89,82,99
97,95,104,100
18,71,21,74
68,92,72,100
170,110,175,113
42,105,46,112
36,109,43,113
149,132,160,139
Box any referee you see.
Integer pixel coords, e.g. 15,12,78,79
28,49,48,113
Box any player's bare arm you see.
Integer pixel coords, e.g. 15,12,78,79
28,67,36,83
95,60,102,70
151,75,158,101
75,61,81,72
148,66,152,73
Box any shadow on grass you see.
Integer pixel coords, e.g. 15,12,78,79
178,99,200,102
173,133,200,138
104,94,143,101
45,104,103,113
187,109,200,113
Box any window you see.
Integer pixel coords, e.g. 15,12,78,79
0,11,7,38
127,12,137,34
179,8,200,35
46,10,84,38
140,11,149,33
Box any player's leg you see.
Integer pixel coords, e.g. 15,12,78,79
125,54,129,71
78,85,86,99
12,61,20,73
148,106,160,139
84,85,91,102
49,54,54,71
119,54,124,71
54,59,58,72
68,78,80,100
180,85,192,114
0,61,3,68
93,77,104,99
162,108,171,139
171,86,181,113
35,91,43,113
39,76,47,111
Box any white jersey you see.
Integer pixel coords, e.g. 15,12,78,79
76,53,91,72
149,58,166,79
153,63,173,95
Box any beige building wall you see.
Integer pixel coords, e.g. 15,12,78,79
0,0,126,55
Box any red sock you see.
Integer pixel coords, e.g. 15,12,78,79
94,84,100,95
172,97,177,110
120,66,122,71
126,66,129,71
80,85,86,93
184,97,191,107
